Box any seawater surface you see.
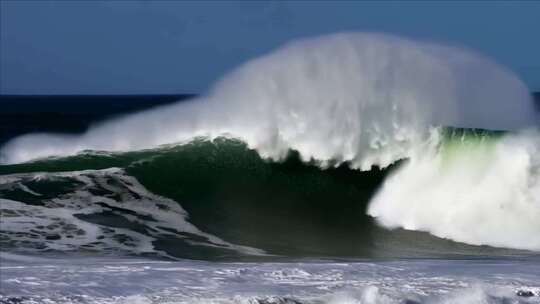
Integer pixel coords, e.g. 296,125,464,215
1,253,540,304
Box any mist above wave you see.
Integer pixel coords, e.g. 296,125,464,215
1,32,535,166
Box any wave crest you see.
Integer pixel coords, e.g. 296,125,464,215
1,32,535,167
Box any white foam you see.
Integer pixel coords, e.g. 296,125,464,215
368,130,540,251
1,258,538,304
0,168,264,257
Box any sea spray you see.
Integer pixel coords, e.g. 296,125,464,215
1,32,535,166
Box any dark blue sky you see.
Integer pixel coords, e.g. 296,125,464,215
1,0,539,94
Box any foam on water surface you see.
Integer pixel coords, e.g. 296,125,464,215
0,255,539,304
0,168,263,257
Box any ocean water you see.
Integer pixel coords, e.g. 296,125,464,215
1,33,540,303
1,253,539,304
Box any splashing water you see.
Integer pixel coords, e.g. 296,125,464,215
368,130,540,251
1,32,539,251
0,33,535,167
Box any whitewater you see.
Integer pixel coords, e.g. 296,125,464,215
1,253,539,304
1,32,539,253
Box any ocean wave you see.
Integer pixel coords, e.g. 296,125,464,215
1,32,539,253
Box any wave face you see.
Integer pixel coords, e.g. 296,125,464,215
0,32,539,255
0,135,538,259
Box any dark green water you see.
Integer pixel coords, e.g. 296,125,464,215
1,133,532,260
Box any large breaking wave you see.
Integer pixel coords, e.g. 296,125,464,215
1,32,539,252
